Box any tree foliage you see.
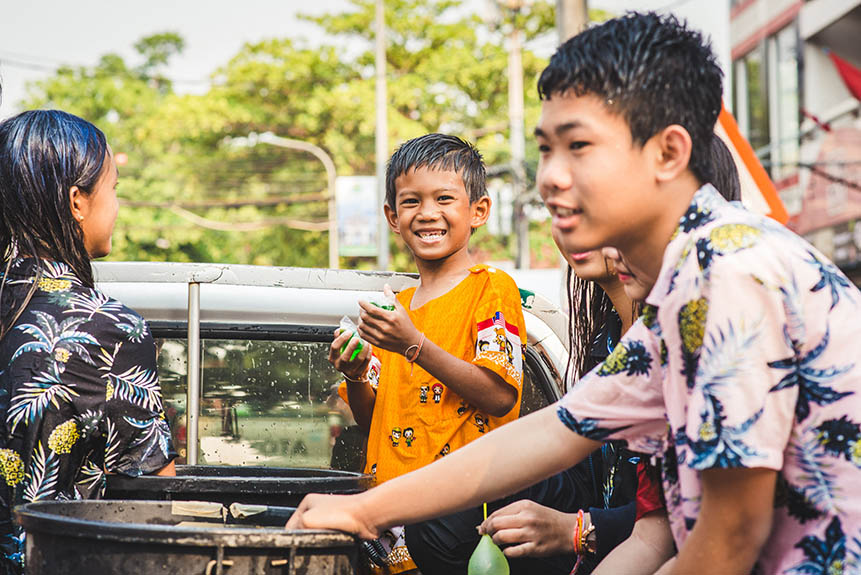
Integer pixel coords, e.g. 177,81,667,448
21,0,563,270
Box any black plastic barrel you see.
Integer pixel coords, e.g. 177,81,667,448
105,465,372,507
15,499,360,575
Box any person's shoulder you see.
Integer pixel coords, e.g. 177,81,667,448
69,285,154,346
468,264,519,292
688,200,813,280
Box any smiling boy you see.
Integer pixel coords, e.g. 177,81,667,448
329,133,527,572
291,14,861,574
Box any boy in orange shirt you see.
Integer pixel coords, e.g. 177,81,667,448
330,133,526,572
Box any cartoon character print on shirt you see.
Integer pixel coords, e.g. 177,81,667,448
475,311,522,382
474,414,487,433
419,385,429,404
390,427,401,447
367,355,382,390
431,383,443,403
457,401,467,416
370,463,377,477
403,427,415,447
438,443,450,458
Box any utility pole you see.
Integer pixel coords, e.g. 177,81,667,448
375,0,390,271
508,1,529,269
556,0,588,43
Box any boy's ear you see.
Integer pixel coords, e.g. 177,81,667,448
383,204,401,235
652,124,693,183
469,195,491,228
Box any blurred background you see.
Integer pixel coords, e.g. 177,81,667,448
1,0,859,300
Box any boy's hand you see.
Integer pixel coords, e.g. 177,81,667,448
329,328,372,381
286,493,379,540
358,284,421,356
478,500,577,558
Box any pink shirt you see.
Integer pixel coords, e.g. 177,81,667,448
558,185,861,574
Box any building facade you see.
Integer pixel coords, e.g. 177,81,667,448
730,0,861,282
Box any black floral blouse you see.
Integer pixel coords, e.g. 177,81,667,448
0,258,176,574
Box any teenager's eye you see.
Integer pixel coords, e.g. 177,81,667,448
569,141,589,151
537,143,550,153
400,198,419,206
438,194,455,202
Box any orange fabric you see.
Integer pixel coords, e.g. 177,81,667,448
338,265,526,573
717,104,788,224
341,264,527,485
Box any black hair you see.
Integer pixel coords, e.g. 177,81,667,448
385,133,486,211
537,11,723,184
0,110,108,338
709,133,741,202
564,267,613,388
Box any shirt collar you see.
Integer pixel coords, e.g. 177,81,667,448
645,183,726,307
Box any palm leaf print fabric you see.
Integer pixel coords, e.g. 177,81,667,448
557,185,861,574
0,258,176,574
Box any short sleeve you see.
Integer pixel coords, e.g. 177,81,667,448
100,326,176,477
472,273,527,393
556,318,667,455
678,255,798,472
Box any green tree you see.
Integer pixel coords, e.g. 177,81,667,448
21,1,562,270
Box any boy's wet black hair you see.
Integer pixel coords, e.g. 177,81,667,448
537,11,723,184
385,133,486,211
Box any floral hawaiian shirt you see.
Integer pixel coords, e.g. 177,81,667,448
558,185,861,574
0,258,176,574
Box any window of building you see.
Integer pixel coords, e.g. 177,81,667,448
733,24,801,181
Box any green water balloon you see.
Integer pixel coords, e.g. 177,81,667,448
468,534,510,575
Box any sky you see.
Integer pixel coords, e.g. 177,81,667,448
0,0,728,118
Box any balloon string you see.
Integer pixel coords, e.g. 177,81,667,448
483,502,487,521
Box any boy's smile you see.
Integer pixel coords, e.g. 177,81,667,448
385,167,489,269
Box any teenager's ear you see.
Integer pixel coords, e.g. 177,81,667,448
470,195,491,228
383,204,401,235
68,185,88,224
653,124,693,183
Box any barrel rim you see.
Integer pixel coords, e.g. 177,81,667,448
14,500,359,549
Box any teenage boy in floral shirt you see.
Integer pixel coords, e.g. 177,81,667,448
289,13,861,574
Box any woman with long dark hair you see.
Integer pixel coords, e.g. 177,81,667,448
0,110,176,574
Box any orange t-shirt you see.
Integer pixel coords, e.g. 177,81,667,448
341,264,527,485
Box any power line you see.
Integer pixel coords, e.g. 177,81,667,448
0,51,210,86
119,193,329,210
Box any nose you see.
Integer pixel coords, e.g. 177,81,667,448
537,152,574,199
417,200,440,220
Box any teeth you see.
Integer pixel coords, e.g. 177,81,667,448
418,231,446,239
555,208,578,217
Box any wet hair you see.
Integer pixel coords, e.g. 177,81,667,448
537,11,723,185
564,268,614,388
0,110,108,336
709,134,741,202
385,133,486,211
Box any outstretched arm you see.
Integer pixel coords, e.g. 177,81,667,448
286,405,600,537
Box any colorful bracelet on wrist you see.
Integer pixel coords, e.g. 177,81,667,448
404,332,425,375
570,509,596,575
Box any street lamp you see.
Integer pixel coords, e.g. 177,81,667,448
231,132,339,270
